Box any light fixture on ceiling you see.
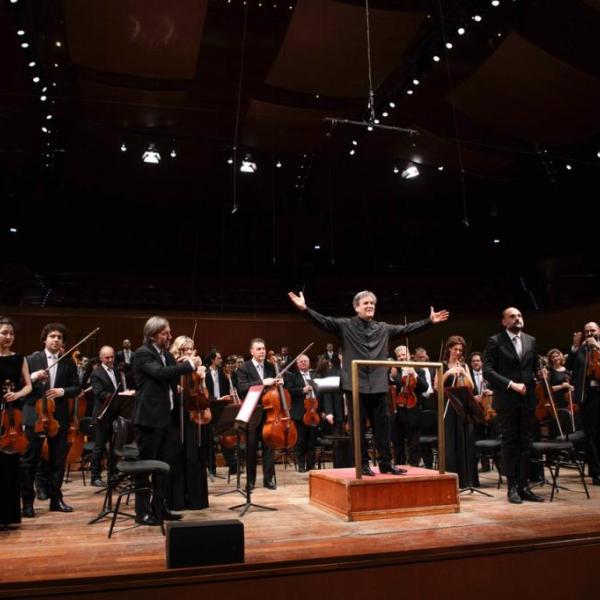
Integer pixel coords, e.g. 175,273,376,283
472,15,482,22
349,149,356,156
142,145,161,164
40,95,47,101
28,61,36,67
406,89,414,95
120,142,127,152
388,101,396,108
382,111,389,117
457,27,466,35
170,148,177,158
352,140,358,146
17,29,25,36
9,227,18,233
275,160,282,168
445,42,453,49
393,166,399,174
401,165,420,179
21,42,29,48
438,165,444,171
433,55,441,62
491,1,500,6
240,155,257,173
565,164,572,171
412,79,420,85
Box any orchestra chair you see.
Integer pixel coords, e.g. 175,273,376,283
107,417,169,538
531,409,590,502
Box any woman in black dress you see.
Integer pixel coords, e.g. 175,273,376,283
434,335,479,489
168,336,210,510
0,316,32,527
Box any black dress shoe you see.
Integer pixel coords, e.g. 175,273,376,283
263,481,277,490
379,464,407,475
160,509,182,521
361,465,375,476
36,489,48,501
22,505,35,518
135,513,161,526
508,487,523,504
49,500,74,513
90,478,104,488
518,487,544,502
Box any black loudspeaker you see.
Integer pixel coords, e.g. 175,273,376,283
165,520,244,569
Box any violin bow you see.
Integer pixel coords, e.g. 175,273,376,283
278,342,315,378
48,327,100,370
539,356,564,439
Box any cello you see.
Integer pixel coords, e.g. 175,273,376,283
65,387,90,465
0,380,28,454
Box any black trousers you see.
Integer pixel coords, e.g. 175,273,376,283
135,423,176,516
293,419,319,470
347,392,392,466
393,407,421,466
90,419,112,479
245,408,274,486
21,426,68,506
496,404,535,488
582,388,600,478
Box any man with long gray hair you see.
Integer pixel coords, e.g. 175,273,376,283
288,290,449,476
133,316,201,525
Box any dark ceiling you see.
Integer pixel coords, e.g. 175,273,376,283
1,0,599,312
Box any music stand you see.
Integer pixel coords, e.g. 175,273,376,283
445,386,492,497
88,392,135,525
228,385,277,517
214,404,246,498
206,400,228,481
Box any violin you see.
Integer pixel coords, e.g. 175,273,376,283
220,373,245,450
34,379,60,438
0,380,28,454
65,387,89,465
302,384,320,427
261,358,298,450
586,337,600,381
396,369,417,409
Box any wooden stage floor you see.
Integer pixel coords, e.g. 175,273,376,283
1,465,600,597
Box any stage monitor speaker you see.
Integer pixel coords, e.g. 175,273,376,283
165,520,244,569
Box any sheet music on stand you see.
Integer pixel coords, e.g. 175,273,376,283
309,376,340,394
234,385,264,426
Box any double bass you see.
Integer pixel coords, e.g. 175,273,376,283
65,387,90,465
262,360,298,450
0,380,28,454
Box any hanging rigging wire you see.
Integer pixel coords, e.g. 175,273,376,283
231,4,249,214
437,0,469,227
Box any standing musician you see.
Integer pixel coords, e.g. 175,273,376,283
288,290,449,476
567,322,600,486
483,308,544,503
236,338,281,490
89,346,135,487
21,323,81,517
547,349,574,410
0,316,32,527
285,354,319,472
390,345,428,468
169,336,211,510
132,317,201,526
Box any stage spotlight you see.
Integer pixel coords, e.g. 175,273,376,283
17,30,25,36
231,205,239,214
240,155,257,172
9,227,18,233
21,42,29,48
491,0,500,6
120,143,127,152
597,151,600,158
142,146,161,164
227,157,233,164
458,27,465,35
445,42,453,49
367,126,373,131
412,79,420,85
46,114,52,120
433,55,441,62
349,149,356,156
352,140,358,146
314,245,321,250
40,95,47,101
393,166,399,174
406,89,413,95
388,101,396,108
382,111,389,117
28,61,36,67
472,15,482,22
493,239,500,244
438,166,444,171
170,148,177,158
401,165,419,179
565,164,572,171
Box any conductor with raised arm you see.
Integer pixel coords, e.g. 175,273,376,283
288,290,449,476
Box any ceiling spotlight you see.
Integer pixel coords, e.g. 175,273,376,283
10,0,18,4
40,95,47,101
17,29,25,36
493,239,501,244
393,166,399,174
142,146,161,164
374,118,380,124
472,15,482,22
491,0,500,6
367,126,373,131
231,205,239,215
32,76,40,83
438,165,444,171
406,89,414,95
240,155,257,173
433,55,441,62
412,79,420,86
9,227,18,233
352,140,358,146
42,86,47,92
120,143,127,152
457,27,466,35
55,40,62,47
170,148,176,158
349,149,356,156
46,114,53,120
445,42,453,50
401,165,420,179
382,111,389,117
275,160,282,168
565,164,572,171
388,101,396,108
313,245,321,250
41,126,48,133
28,61,36,67
597,151,600,158
21,42,29,49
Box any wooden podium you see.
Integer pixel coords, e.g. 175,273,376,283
309,466,459,521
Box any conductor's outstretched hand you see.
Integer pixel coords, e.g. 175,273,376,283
430,306,450,324
288,291,307,311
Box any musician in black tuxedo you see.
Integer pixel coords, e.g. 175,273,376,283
566,322,600,485
89,346,135,486
116,339,135,389
132,316,201,525
285,354,319,472
236,338,280,489
483,307,544,504
21,323,80,517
